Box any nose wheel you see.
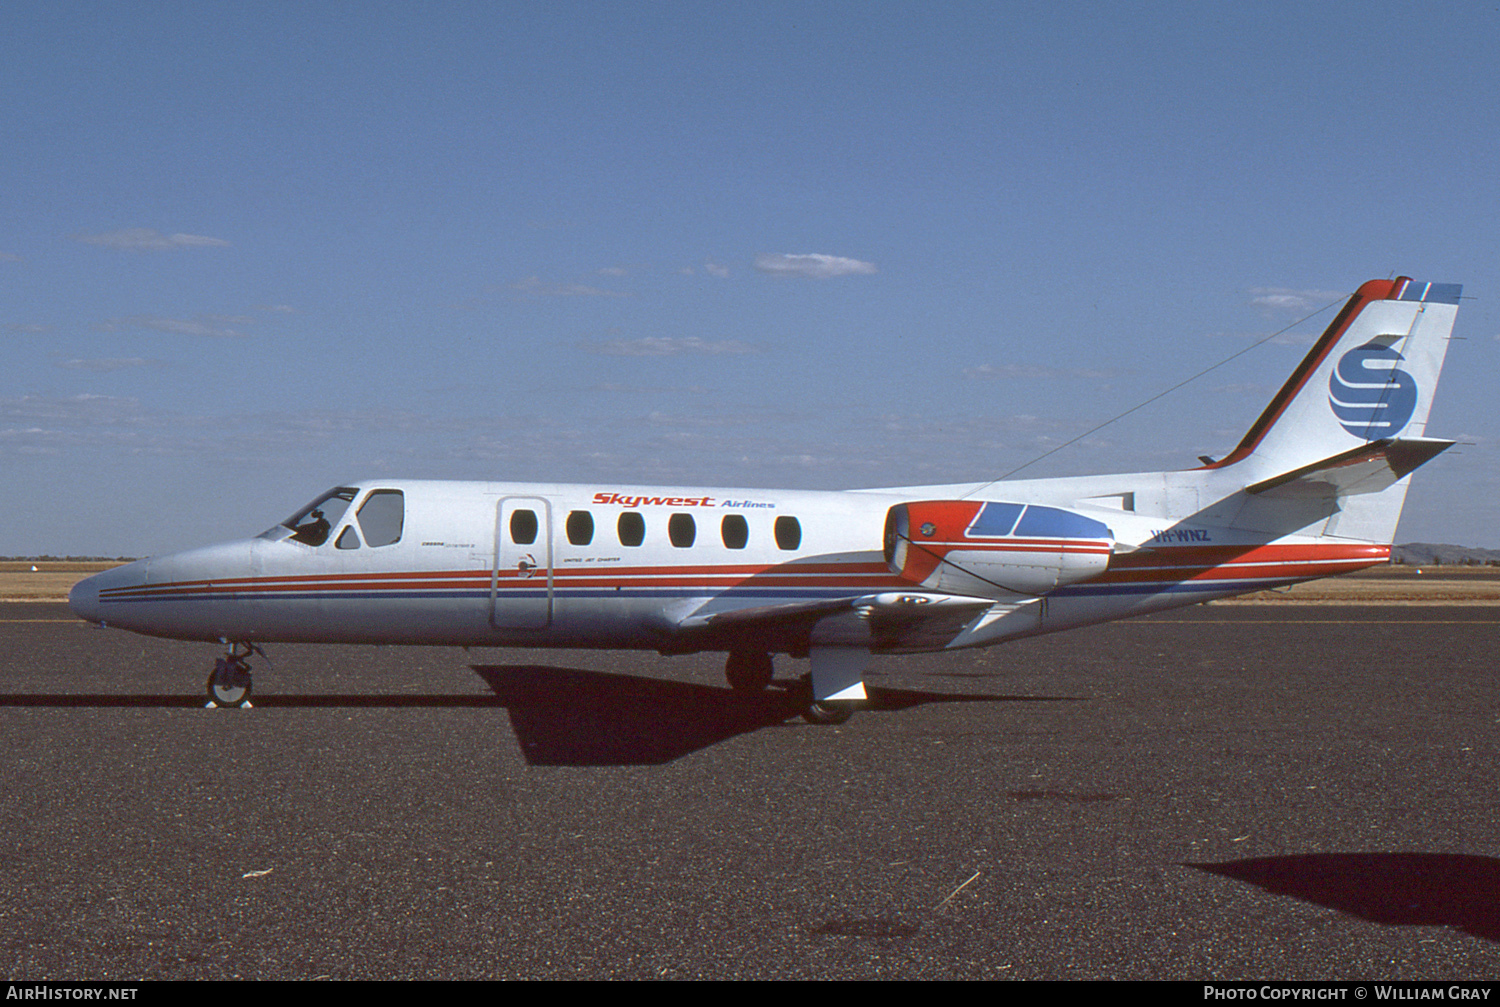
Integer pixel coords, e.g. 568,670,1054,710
207,642,265,708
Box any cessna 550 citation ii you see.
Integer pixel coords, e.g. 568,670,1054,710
69,277,1462,722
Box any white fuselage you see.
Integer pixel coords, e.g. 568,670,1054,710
66,471,1387,653
61,276,1461,711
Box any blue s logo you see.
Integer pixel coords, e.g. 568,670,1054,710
1328,341,1417,440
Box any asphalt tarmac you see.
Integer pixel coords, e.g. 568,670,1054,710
1,601,1497,980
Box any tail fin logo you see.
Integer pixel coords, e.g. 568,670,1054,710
1328,341,1417,440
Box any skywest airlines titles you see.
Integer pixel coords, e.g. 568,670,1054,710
591,492,776,508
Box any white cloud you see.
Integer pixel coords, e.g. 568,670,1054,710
74,228,231,251
56,357,165,372
704,260,730,278
0,392,156,431
591,382,709,395
964,362,1122,380
753,253,877,279
99,314,252,338
582,336,759,357
508,276,632,298
0,252,21,262
1248,287,1345,313
0,394,237,462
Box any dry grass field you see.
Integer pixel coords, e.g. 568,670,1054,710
1222,564,1500,604
0,561,123,602
7,560,1500,605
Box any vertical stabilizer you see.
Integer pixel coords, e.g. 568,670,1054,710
1213,278,1460,543
1208,278,1459,482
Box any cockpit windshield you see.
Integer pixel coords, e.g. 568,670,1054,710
270,487,358,546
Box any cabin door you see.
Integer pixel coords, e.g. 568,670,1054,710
491,496,554,629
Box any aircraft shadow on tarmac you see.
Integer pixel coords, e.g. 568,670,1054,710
0,665,1077,766
1189,853,1500,943
469,664,1073,766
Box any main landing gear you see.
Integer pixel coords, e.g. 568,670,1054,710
207,641,266,708
723,650,857,726
801,697,855,726
725,651,774,693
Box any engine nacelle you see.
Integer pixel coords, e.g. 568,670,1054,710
884,500,1114,598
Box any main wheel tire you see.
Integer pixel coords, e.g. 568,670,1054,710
725,651,774,693
802,700,854,725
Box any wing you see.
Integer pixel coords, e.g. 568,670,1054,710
670,591,1018,655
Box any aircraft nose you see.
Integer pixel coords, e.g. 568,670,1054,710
66,576,98,623
68,561,146,625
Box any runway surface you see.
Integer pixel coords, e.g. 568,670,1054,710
1,601,1497,980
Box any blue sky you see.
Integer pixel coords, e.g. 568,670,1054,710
4,1,1497,556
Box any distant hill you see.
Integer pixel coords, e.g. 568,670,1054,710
1392,543,1500,566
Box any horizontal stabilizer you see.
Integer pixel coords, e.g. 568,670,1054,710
1244,437,1454,499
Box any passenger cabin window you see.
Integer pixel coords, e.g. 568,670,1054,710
617,512,645,547
668,513,696,548
510,509,538,545
566,510,594,546
721,514,748,549
774,516,801,551
357,490,405,547
283,487,357,547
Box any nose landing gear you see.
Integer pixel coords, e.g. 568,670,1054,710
207,641,267,708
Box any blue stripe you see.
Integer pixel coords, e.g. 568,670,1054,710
1399,280,1461,305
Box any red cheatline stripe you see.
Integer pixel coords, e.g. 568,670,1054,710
1110,543,1387,568
99,559,895,594
96,545,1391,599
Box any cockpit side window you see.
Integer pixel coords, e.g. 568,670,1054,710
283,487,358,546
357,490,404,548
